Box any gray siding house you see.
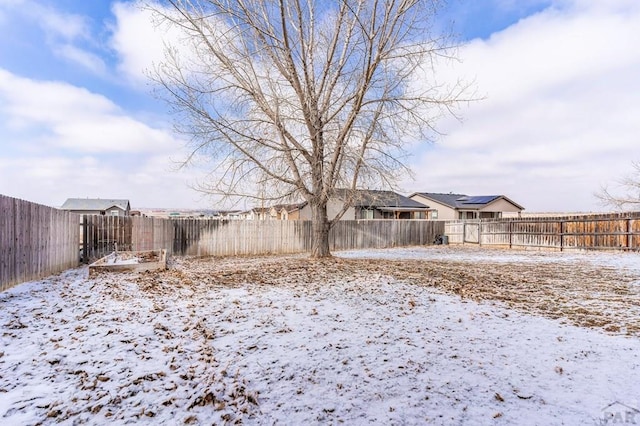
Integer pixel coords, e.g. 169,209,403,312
60,198,131,216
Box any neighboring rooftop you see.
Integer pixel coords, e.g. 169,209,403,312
273,203,307,212
334,189,429,209
60,198,131,211
413,192,524,210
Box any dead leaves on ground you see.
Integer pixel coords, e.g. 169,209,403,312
153,254,640,338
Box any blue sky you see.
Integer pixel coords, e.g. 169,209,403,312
0,0,638,212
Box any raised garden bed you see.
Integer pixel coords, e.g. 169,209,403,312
88,249,167,276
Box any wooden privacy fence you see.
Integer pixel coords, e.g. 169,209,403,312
175,219,444,256
445,212,640,251
173,219,311,256
330,220,443,251
82,216,173,262
82,216,445,260
2,208,443,290
0,195,80,292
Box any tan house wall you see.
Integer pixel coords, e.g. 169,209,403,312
269,207,280,219
279,208,302,220
298,204,310,220
410,194,523,219
299,199,356,221
480,198,522,213
244,210,269,220
409,195,457,220
286,210,301,220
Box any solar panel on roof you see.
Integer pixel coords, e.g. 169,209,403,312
460,195,499,204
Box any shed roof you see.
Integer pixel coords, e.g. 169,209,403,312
61,198,130,211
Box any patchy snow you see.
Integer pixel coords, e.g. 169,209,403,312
101,252,140,265
1,246,639,424
339,245,640,274
105,257,140,265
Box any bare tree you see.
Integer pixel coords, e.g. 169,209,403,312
596,161,640,211
148,0,472,257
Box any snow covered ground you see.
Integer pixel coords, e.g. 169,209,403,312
1,246,639,425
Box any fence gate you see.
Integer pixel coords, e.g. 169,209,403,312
82,215,133,262
463,221,480,244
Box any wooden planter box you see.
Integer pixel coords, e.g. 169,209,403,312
89,249,167,276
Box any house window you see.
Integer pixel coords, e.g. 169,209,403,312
362,209,374,219
480,212,499,219
431,210,438,219
110,210,120,217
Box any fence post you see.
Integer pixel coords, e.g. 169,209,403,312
627,218,632,250
81,215,88,264
560,220,564,252
509,220,512,249
462,221,466,245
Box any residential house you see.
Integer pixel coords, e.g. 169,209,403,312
60,198,131,216
299,189,429,220
216,210,243,220
409,192,524,220
270,203,307,220
242,207,271,220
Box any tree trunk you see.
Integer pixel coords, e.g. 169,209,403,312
310,201,331,258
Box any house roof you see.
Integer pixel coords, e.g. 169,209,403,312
61,198,130,211
334,189,429,210
275,203,307,213
250,207,271,213
412,193,467,209
412,192,524,211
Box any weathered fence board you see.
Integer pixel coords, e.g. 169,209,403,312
8,200,638,292
0,195,80,292
464,221,480,244
445,212,640,251
330,220,443,251
80,216,444,261
130,217,173,253
185,220,312,256
185,219,442,256
82,215,131,261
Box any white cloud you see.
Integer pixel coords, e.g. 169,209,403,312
0,68,211,208
0,0,109,75
4,0,637,212
0,3,224,209
36,4,89,41
110,1,171,84
0,154,207,208
109,1,229,88
54,44,108,77
406,0,640,212
0,69,176,153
